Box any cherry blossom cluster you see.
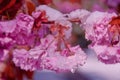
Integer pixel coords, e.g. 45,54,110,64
0,4,120,72
0,5,87,72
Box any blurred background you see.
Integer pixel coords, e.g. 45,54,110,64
0,0,120,80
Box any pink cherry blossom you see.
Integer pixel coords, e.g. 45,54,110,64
13,35,86,72
84,11,117,45
83,11,120,64
16,13,34,34
12,35,57,71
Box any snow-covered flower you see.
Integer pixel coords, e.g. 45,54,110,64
13,35,86,72
84,11,117,45
83,11,120,64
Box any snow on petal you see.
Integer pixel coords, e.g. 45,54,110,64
41,45,87,72
36,5,63,21
13,49,38,71
91,44,120,64
67,9,90,22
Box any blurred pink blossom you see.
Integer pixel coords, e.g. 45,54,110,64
55,1,81,13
